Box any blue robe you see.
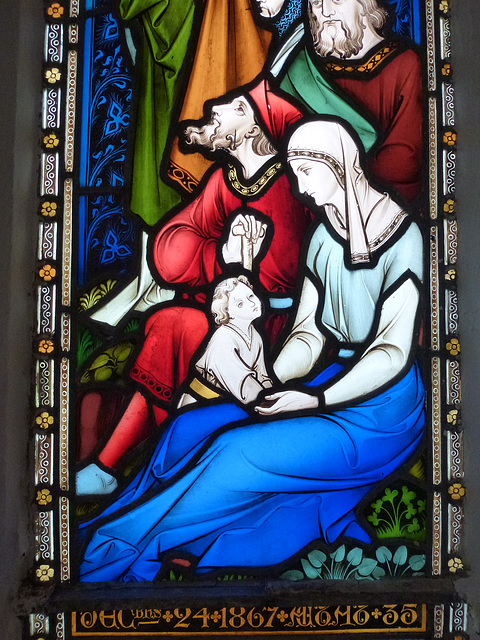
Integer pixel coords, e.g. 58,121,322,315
80,362,425,582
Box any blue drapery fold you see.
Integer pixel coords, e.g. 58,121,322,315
80,363,425,582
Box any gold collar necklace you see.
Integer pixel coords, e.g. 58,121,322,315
227,161,282,198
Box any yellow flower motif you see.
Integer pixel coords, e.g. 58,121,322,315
45,68,61,84
444,198,455,214
448,483,466,500
441,63,451,77
443,131,457,146
448,557,463,573
446,409,458,425
36,564,54,582
40,201,57,217
47,2,64,18
439,0,449,13
43,134,59,149
445,268,456,281
38,339,54,355
446,338,460,356
36,488,53,506
35,412,54,429
39,264,56,281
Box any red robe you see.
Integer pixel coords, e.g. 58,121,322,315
130,162,312,405
325,42,423,203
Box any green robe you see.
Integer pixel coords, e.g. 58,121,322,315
279,48,378,153
119,0,196,225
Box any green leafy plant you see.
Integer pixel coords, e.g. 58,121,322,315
281,544,425,582
78,279,117,311
124,318,140,333
80,341,134,383
77,327,102,368
409,456,426,480
367,485,426,541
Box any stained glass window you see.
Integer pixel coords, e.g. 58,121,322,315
27,0,469,637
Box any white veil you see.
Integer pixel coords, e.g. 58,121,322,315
287,120,407,264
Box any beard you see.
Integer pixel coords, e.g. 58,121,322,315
184,118,237,152
309,10,365,59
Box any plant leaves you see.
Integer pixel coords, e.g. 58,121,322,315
346,547,363,566
330,544,345,562
356,558,377,576
307,549,327,568
408,554,426,571
401,485,416,505
301,558,320,579
90,353,111,369
376,546,393,563
281,570,305,581
371,566,387,579
393,545,408,566
113,344,132,362
94,366,113,381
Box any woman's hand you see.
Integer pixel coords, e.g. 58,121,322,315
254,390,319,415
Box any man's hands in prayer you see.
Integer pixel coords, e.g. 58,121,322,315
222,213,267,269
254,390,319,415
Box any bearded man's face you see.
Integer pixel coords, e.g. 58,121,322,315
308,0,366,59
184,98,257,152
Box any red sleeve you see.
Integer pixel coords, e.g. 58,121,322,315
369,50,423,202
153,170,240,287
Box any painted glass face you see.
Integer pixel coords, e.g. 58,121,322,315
308,0,366,58
289,158,341,208
209,97,257,148
255,0,286,18
309,0,364,24
227,282,262,323
184,96,258,151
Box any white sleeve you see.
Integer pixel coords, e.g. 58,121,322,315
196,333,265,404
270,23,304,77
273,277,326,383
323,278,420,407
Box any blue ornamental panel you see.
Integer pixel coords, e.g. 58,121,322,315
78,194,136,285
79,12,132,188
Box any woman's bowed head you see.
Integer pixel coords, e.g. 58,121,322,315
285,119,408,265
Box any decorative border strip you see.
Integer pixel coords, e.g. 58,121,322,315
432,491,442,575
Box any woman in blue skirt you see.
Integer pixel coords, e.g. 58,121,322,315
80,120,425,582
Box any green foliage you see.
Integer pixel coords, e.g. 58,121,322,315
281,544,425,582
78,279,117,311
367,484,426,541
409,456,426,480
169,571,183,581
77,327,102,368
80,341,134,383
124,318,140,333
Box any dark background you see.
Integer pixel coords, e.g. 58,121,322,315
0,0,478,637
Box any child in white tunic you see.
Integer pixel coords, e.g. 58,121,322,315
178,275,273,407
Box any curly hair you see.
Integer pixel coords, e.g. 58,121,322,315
211,276,253,326
357,0,388,30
